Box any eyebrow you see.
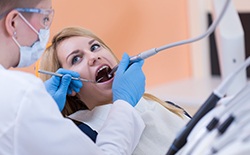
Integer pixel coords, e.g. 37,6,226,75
66,49,80,61
88,39,95,45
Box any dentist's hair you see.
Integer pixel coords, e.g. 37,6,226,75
0,0,41,18
39,26,186,118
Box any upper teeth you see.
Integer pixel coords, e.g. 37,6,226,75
97,65,108,73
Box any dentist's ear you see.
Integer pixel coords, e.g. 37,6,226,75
4,10,20,38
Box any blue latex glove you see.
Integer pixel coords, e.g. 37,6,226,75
44,68,83,111
112,53,145,106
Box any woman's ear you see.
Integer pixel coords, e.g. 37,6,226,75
4,10,20,37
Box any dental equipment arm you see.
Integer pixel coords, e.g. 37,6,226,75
212,0,246,96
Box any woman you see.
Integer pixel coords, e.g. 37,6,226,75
39,26,191,155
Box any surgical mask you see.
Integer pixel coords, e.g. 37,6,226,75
12,13,50,68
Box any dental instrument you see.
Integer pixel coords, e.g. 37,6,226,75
191,114,235,155
108,0,231,78
167,54,250,155
208,112,250,154
180,81,250,154
190,105,250,155
38,69,97,83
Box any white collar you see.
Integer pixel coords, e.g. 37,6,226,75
67,98,147,131
68,104,113,131
0,64,4,69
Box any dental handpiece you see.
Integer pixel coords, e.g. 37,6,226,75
108,48,158,77
38,70,97,83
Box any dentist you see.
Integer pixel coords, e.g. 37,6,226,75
0,0,145,155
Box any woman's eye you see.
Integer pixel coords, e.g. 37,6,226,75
90,43,101,52
71,55,82,65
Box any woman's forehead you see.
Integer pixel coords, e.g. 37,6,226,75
58,36,93,49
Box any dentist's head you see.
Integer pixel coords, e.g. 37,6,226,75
0,0,54,69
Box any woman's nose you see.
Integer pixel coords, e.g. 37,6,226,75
88,53,101,66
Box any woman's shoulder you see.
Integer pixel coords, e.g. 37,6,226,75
133,97,190,155
136,97,191,119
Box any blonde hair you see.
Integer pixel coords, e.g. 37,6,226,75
39,26,185,118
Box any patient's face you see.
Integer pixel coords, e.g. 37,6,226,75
57,36,117,109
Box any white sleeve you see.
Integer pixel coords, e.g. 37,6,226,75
16,81,145,155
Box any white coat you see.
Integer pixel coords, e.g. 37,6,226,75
69,97,190,155
0,65,145,155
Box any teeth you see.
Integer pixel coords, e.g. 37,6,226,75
97,65,108,73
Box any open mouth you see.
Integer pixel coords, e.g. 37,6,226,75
95,65,114,83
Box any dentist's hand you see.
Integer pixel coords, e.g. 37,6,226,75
44,68,83,111
112,53,145,107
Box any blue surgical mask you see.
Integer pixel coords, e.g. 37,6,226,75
12,13,50,68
